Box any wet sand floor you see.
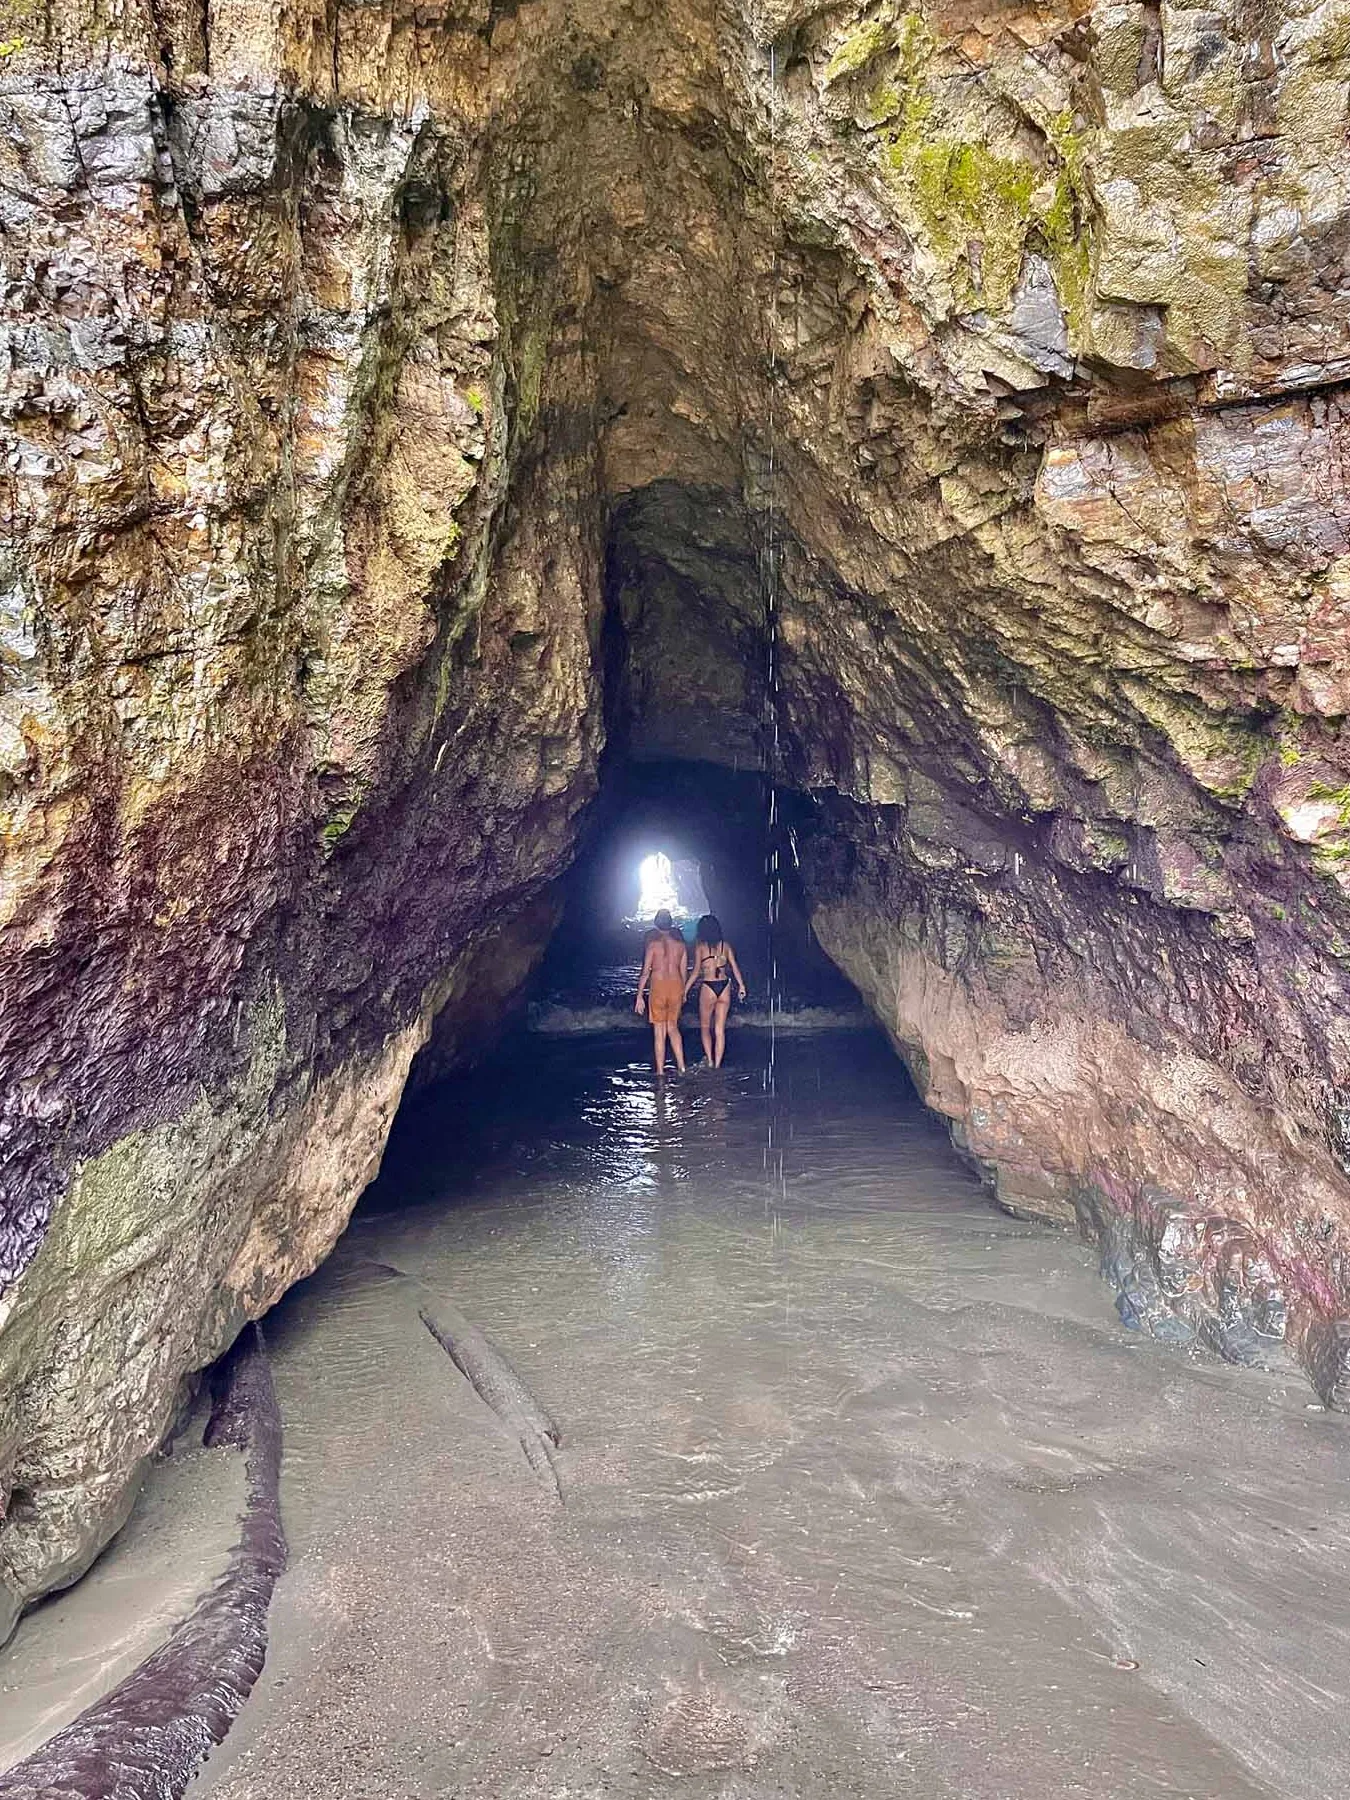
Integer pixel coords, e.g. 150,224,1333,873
187,1028,1350,1799
6,1028,1347,1797
0,1413,246,1771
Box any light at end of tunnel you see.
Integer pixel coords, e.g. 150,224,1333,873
634,851,683,922
627,851,710,924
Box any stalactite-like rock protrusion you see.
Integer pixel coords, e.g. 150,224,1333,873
3,0,1350,1638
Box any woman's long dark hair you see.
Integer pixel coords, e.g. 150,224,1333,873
696,914,724,948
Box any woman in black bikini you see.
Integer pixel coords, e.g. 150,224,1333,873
683,913,747,1068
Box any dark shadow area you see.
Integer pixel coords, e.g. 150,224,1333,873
364,756,881,1222
537,757,862,1022
603,484,765,768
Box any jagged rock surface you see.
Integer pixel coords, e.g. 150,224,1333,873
0,0,606,1638
2,0,1350,1634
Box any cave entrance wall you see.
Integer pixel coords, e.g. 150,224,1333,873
4,0,1350,1639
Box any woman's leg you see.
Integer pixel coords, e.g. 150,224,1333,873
698,985,716,1063
713,993,731,1067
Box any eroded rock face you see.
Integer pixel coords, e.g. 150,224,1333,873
2,0,1349,1629
577,0,1350,1398
0,1,605,1635
741,1,1350,1402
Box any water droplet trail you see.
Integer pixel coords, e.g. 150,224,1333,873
762,39,786,1221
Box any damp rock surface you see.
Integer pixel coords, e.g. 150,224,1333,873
158,1032,1349,1799
5,0,1350,1626
0,1327,285,1800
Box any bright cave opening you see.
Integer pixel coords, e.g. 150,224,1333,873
626,850,708,925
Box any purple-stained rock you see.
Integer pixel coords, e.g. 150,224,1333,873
4,0,1350,1648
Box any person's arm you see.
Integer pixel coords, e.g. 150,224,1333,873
727,942,747,1000
683,941,700,998
635,941,655,1012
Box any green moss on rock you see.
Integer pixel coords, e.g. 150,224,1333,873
888,137,1038,312
863,11,935,133
825,17,893,84
866,50,1096,331
514,326,548,441
1119,676,1269,803
321,802,359,853
1038,168,1093,335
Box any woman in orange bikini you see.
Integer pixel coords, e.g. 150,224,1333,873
684,913,746,1069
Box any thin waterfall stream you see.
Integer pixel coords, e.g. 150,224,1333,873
761,35,786,1219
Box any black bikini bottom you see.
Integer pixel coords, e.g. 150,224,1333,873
704,979,730,998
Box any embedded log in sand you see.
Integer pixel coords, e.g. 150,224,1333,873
0,1328,283,1800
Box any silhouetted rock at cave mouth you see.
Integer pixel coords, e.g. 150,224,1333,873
4,0,1350,1635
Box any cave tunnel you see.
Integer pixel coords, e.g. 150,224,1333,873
4,0,1350,1794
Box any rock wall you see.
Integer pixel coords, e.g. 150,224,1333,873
577,0,1350,1399
0,0,606,1637
3,0,1350,1632
744,1,1350,1399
